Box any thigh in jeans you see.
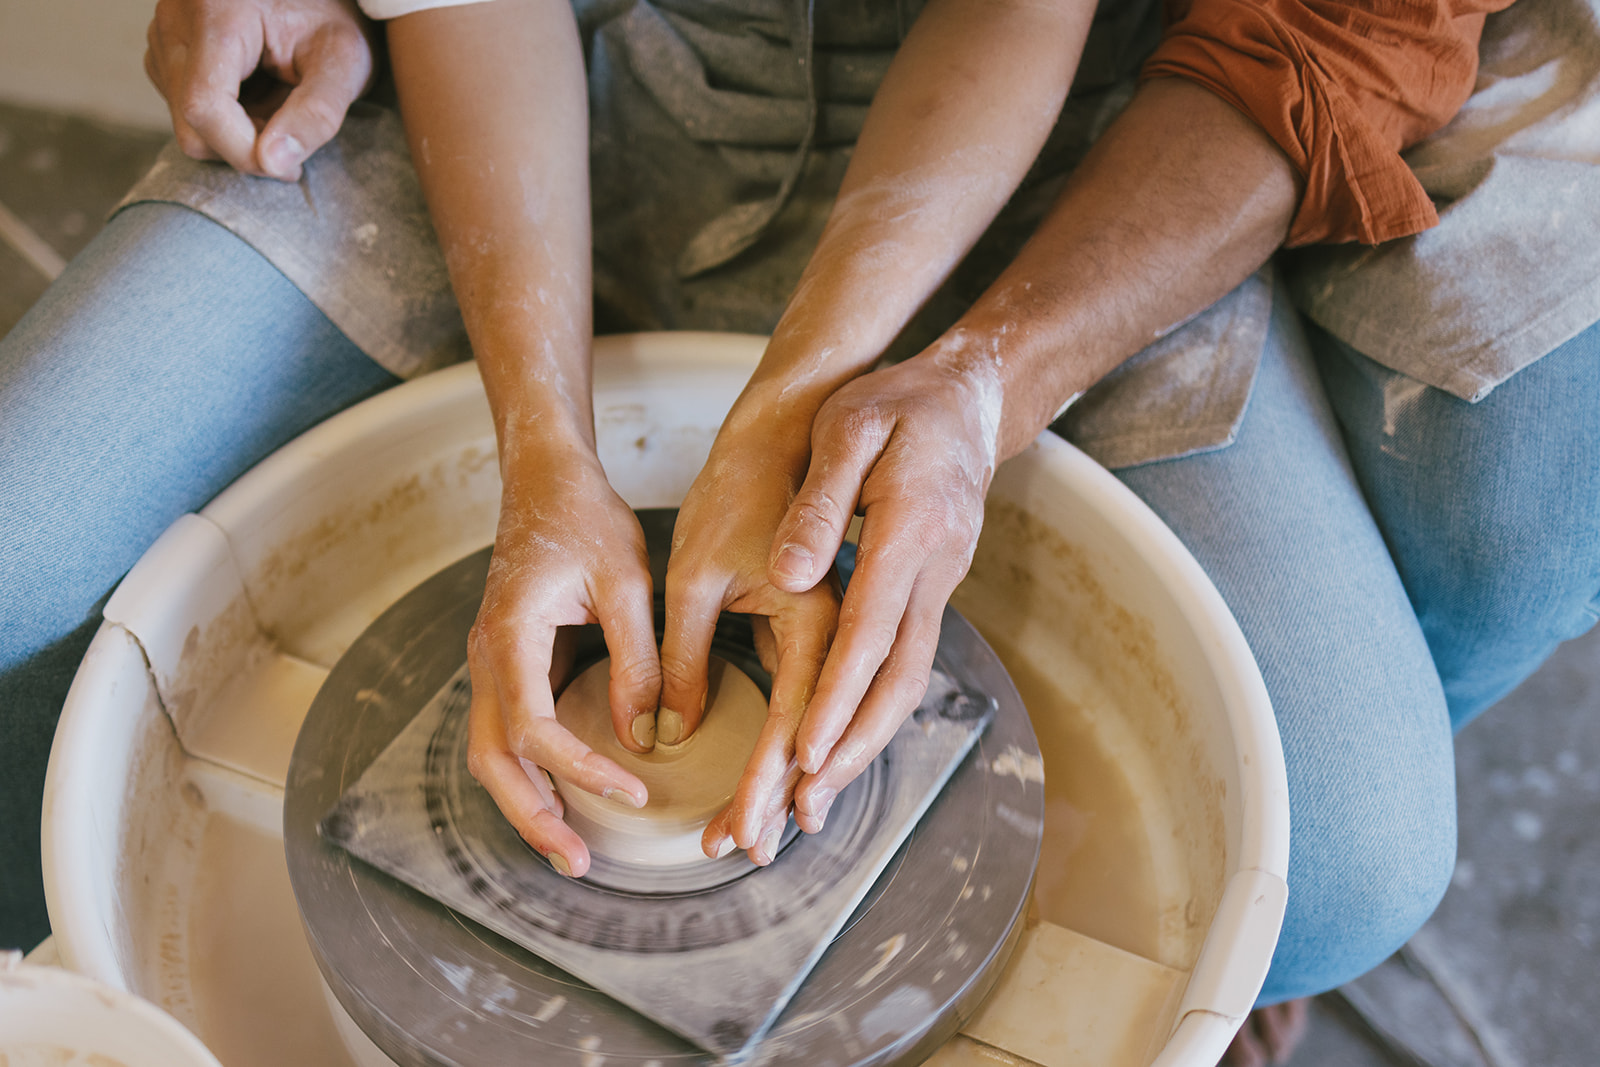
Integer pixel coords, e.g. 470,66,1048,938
1112,290,1455,1004
1313,320,1600,730
0,202,400,949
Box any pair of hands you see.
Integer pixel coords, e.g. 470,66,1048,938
144,0,1008,877
467,356,1001,877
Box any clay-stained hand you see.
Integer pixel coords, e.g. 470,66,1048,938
465,453,661,878
771,351,1001,833
660,422,840,866
145,0,377,180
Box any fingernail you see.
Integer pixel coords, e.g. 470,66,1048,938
802,788,836,827
772,543,814,582
799,745,825,776
263,133,305,178
657,707,684,746
603,786,644,809
758,827,782,864
630,711,657,749
712,836,736,859
548,853,572,877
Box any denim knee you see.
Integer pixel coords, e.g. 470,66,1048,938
1311,318,1600,729
1418,516,1600,726
1258,709,1457,1005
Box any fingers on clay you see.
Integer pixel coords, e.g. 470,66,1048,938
659,577,722,745
596,585,664,754
471,746,589,877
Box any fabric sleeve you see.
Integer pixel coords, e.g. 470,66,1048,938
358,0,495,20
1143,0,1511,247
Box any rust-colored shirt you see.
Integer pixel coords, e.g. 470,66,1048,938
1146,0,1515,246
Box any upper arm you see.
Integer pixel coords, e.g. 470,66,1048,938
1143,0,1513,246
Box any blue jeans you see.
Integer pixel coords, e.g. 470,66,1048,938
1118,288,1600,1004
0,204,399,950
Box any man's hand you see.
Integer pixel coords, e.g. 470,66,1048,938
769,352,999,830
145,0,376,180
466,453,661,879
739,75,1299,834
660,423,840,864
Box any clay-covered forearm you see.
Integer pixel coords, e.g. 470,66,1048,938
388,0,595,467
727,0,1098,436
930,76,1301,461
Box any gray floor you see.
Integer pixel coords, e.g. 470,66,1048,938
0,102,166,336
2,100,1597,1067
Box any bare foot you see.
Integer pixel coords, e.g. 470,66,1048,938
1224,999,1309,1066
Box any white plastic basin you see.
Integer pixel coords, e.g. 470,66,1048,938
42,333,1287,1067
0,952,223,1067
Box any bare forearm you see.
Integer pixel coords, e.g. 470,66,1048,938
390,4,661,868
731,0,1097,432
388,0,594,463
934,76,1302,459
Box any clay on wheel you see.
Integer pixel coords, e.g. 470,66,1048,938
552,656,768,867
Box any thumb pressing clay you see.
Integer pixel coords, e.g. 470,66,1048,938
552,655,768,867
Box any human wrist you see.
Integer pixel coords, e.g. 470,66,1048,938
921,328,1049,467
492,399,598,483
715,374,824,463
924,290,1096,463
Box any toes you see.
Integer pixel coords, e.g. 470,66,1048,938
1259,999,1309,1064
1224,1014,1268,1067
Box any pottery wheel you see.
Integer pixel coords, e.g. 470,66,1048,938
285,510,1044,1067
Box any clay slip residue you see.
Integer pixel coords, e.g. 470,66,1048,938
990,744,1045,786
854,933,907,988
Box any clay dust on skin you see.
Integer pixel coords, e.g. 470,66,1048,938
964,361,1003,482
829,147,1017,233
771,148,1021,375
774,345,835,407
920,326,1005,518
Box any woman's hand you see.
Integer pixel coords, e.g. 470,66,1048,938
466,449,661,878
661,413,840,864
772,349,1000,830
145,0,376,179
388,0,613,871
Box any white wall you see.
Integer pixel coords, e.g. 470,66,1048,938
0,0,170,130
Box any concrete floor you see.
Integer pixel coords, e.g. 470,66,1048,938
2,100,1597,1067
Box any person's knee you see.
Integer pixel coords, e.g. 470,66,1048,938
1258,781,1456,1003
1312,317,1600,726
1427,535,1599,721
1258,627,1457,1004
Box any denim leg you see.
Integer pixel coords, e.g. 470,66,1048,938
1111,290,1457,1004
0,202,400,950
1313,322,1600,731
